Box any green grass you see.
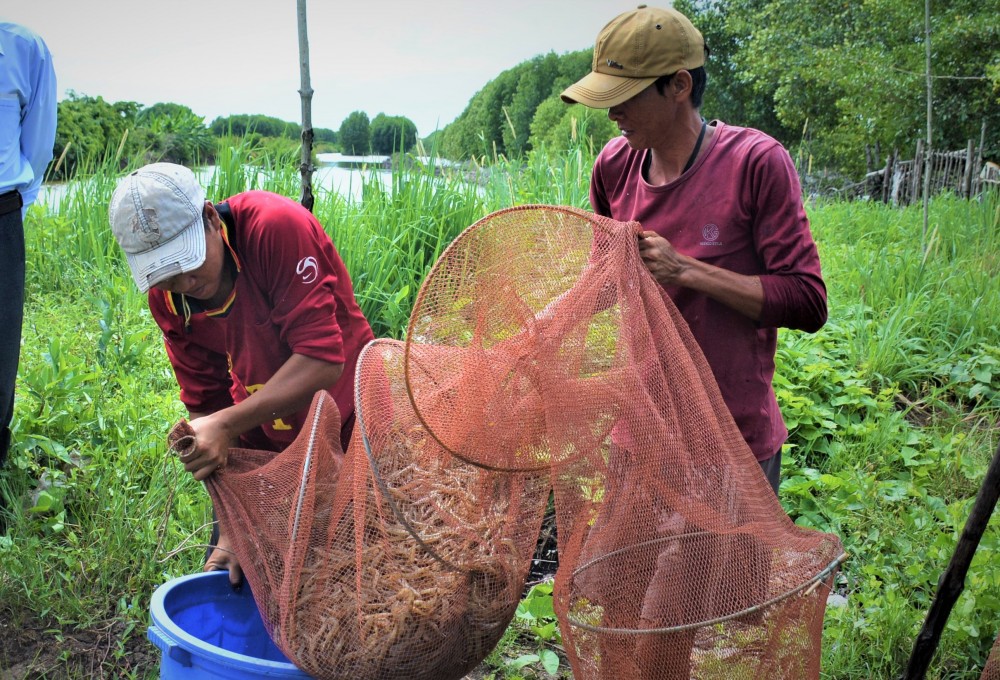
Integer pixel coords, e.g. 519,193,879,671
0,142,997,678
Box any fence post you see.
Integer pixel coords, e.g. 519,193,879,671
887,150,899,206
882,152,894,204
912,139,925,206
962,141,975,198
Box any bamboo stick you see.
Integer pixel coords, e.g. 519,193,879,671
903,439,1000,679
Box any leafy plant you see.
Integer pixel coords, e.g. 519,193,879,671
505,582,564,677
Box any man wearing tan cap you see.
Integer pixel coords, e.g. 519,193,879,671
563,8,827,677
563,4,827,495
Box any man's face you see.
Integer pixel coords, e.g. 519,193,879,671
152,203,228,302
606,80,677,150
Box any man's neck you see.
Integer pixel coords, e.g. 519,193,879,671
646,112,710,185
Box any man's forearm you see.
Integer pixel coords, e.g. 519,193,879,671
211,354,344,441
676,257,764,322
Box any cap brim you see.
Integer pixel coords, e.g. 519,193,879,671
125,215,207,293
561,71,658,109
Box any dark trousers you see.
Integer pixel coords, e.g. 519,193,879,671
758,448,782,496
0,197,25,469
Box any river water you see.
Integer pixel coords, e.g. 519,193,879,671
36,153,399,213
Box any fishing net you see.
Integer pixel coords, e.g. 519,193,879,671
169,205,844,679
983,632,1000,680
169,360,548,680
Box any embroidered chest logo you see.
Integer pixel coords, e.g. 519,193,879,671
700,223,722,246
296,256,319,284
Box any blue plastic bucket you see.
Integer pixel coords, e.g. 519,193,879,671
148,571,311,679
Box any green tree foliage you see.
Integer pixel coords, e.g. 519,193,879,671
528,96,618,155
713,0,1000,174
503,53,561,156
446,69,520,160
339,110,371,155
369,114,417,154
441,50,598,160
138,103,213,166
47,0,999,182
53,93,142,178
440,1,997,176
209,114,336,147
525,50,618,155
51,94,343,178
210,114,300,139
673,0,789,143
314,127,337,145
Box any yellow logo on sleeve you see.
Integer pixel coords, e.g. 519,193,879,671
245,383,293,430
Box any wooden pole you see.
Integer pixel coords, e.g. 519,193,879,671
922,0,932,245
297,0,315,212
886,154,893,205
902,439,1000,679
958,139,975,198
975,120,987,196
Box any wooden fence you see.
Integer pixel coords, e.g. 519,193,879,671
851,139,997,206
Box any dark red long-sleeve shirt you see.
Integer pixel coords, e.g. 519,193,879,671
590,122,827,460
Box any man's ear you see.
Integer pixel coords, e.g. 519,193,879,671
203,201,221,232
673,70,694,101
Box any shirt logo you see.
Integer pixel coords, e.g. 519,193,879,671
701,223,721,246
296,256,319,284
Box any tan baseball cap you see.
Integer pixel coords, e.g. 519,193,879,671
561,5,705,109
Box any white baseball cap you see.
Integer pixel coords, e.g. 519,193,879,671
108,163,207,292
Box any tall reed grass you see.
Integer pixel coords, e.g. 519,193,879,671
1,140,997,678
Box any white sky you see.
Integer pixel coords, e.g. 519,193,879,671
4,0,641,137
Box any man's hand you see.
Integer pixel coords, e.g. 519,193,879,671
637,231,691,287
179,412,236,481
205,530,243,588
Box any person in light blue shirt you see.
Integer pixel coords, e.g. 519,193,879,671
0,22,57,470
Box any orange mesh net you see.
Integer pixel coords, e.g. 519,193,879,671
170,205,844,679
984,632,1000,680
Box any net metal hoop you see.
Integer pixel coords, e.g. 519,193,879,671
402,204,619,473
567,537,847,635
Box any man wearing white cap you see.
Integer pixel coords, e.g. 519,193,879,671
109,163,374,584
563,4,827,495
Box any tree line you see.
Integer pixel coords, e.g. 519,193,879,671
437,0,998,177
49,94,419,181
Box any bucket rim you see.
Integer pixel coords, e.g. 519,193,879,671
149,571,308,675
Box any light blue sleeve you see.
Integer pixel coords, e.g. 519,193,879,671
19,35,57,213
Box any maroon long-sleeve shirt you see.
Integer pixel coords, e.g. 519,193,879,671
590,122,827,460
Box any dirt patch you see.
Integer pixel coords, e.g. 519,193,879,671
0,615,159,679
0,613,503,679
